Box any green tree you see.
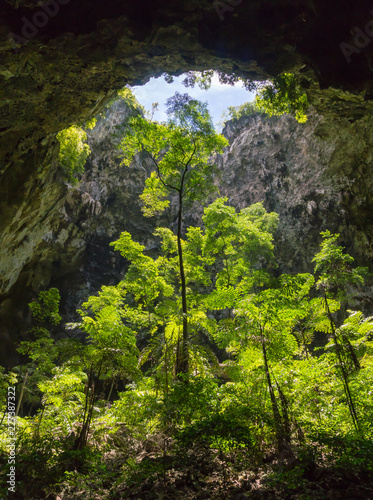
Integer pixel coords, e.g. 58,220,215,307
254,73,309,123
110,226,216,386
217,274,314,452
73,286,140,449
312,231,367,432
16,288,62,416
110,198,278,387
118,93,228,378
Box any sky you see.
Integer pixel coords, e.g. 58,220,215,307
132,73,255,131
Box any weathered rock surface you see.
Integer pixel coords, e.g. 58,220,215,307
219,111,373,274
1,0,373,219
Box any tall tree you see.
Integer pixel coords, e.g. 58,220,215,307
216,273,314,452
110,198,278,386
119,93,228,378
312,231,367,432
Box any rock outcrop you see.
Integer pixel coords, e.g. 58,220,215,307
2,0,373,240
220,111,373,273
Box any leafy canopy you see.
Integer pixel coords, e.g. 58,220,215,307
119,92,228,216
163,71,309,123
255,73,309,123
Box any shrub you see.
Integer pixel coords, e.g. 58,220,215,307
56,125,91,183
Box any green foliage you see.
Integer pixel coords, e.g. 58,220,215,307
37,366,87,437
112,378,162,439
163,376,220,427
28,287,61,326
166,70,308,123
108,197,279,383
57,125,91,183
13,288,68,417
117,87,145,115
118,92,230,378
313,230,366,299
232,274,314,361
56,88,143,186
203,198,278,293
119,92,228,213
78,286,140,381
85,117,97,130
5,80,373,496
312,231,368,432
222,101,265,125
255,73,309,123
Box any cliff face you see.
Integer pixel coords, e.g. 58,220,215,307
1,97,373,365
220,111,373,273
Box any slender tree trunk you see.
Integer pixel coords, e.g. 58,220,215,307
15,369,29,417
75,365,93,450
275,380,291,445
324,293,360,432
345,339,360,371
260,326,284,451
107,379,115,402
0,407,7,426
300,330,310,360
313,385,323,424
175,187,189,380
164,337,169,396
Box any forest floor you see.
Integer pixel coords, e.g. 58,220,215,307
50,431,373,500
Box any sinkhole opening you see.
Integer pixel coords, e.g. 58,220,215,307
131,71,256,131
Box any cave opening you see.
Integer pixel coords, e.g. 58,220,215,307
130,71,256,130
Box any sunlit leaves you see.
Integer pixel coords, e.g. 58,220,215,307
37,366,87,436
335,310,373,368
28,288,61,326
255,73,309,123
203,198,278,292
139,172,170,216
57,125,91,183
203,286,241,311
118,92,228,217
117,87,145,115
78,286,140,380
313,230,366,298
231,274,315,362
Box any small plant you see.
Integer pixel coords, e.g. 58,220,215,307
57,125,91,183
223,101,265,123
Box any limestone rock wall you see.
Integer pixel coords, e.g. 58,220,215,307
219,111,373,273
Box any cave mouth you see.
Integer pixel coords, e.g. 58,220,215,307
3,2,373,492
